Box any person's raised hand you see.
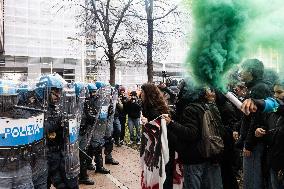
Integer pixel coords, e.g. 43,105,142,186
162,114,171,125
141,116,148,125
241,98,257,115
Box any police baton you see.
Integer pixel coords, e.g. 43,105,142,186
14,105,47,113
78,147,93,161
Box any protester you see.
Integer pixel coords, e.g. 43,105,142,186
165,87,224,189
117,86,128,145
215,90,240,189
231,82,248,181
125,91,142,144
242,79,284,189
113,95,122,147
238,59,272,189
140,83,178,189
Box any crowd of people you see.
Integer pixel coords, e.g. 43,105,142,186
0,58,284,189
139,58,284,189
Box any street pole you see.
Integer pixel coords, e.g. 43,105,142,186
50,61,53,74
81,36,85,82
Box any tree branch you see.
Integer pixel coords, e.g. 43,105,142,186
110,0,134,41
152,5,177,21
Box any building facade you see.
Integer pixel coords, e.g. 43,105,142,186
0,0,86,83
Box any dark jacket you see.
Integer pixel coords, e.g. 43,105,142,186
238,79,272,150
125,99,141,119
168,102,209,164
264,112,284,170
117,96,128,117
244,98,284,170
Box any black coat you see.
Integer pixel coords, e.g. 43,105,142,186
168,102,208,164
125,100,141,119
263,112,284,170
238,79,272,150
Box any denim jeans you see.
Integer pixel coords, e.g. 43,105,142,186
243,143,264,189
269,169,284,189
113,116,121,143
0,164,34,189
128,117,141,142
119,116,126,141
183,162,223,189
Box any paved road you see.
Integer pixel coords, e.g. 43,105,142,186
80,145,141,189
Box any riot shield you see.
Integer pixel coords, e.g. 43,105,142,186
92,86,111,143
0,112,44,147
0,82,45,187
61,84,80,179
0,81,45,147
81,87,105,149
105,88,118,138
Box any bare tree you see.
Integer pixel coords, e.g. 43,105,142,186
56,0,136,85
126,0,181,82
90,0,136,85
53,0,183,84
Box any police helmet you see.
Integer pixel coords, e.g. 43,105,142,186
87,83,97,92
95,81,106,89
74,82,86,97
35,73,66,100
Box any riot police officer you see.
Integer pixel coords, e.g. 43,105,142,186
36,74,79,189
87,81,111,174
0,80,42,189
18,85,48,189
78,83,97,185
104,87,119,165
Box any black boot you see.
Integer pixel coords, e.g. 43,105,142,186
105,137,119,165
105,157,119,165
79,150,95,185
95,166,110,174
79,170,95,185
79,177,95,185
94,146,110,174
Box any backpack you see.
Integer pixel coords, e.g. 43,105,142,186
191,103,224,159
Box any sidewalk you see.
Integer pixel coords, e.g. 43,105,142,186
80,145,141,189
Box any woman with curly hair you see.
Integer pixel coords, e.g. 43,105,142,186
140,83,177,189
140,83,169,121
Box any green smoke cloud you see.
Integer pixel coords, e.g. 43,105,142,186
245,0,284,53
185,0,284,91
186,0,247,91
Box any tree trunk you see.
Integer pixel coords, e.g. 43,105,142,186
108,46,116,85
147,18,154,83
